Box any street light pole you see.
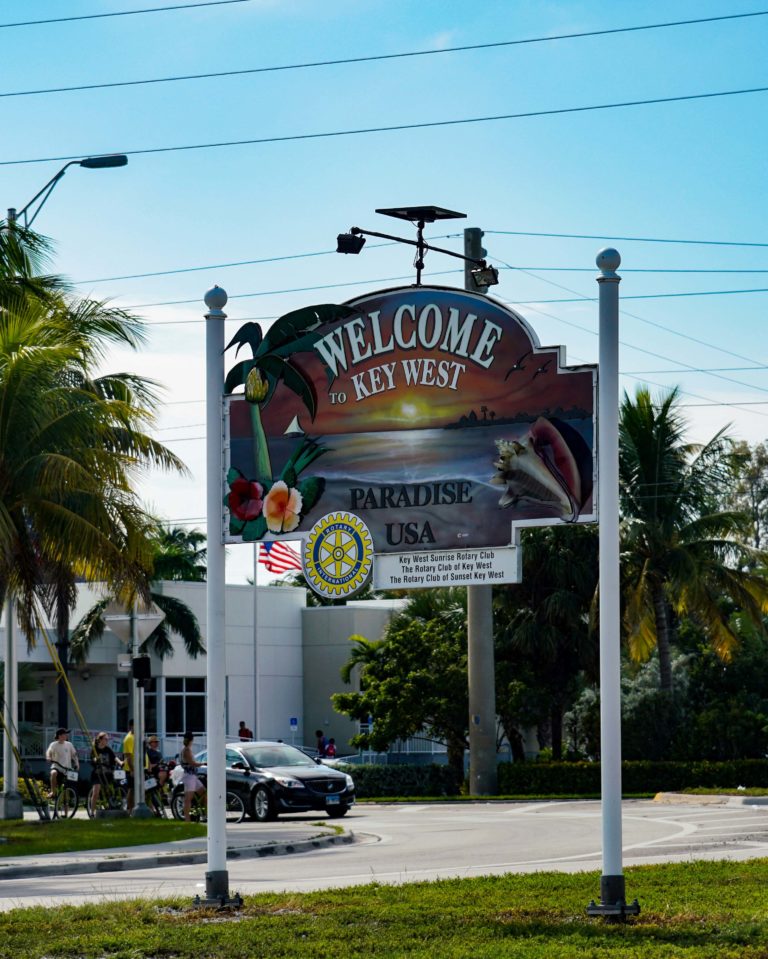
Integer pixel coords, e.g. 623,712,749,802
464,227,497,796
0,600,22,819
7,154,127,229
1,153,128,819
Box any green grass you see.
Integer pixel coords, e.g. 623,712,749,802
0,818,204,857
0,860,766,957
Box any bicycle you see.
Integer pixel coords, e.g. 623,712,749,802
49,764,79,819
144,770,169,818
171,787,245,824
86,767,127,818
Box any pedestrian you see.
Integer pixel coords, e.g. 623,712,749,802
180,731,207,822
326,738,337,758
238,720,254,740
315,728,328,757
45,728,79,797
122,720,136,811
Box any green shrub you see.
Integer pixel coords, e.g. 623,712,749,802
0,775,48,805
341,763,463,797
497,758,768,795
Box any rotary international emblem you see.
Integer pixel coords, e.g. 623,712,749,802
303,512,374,599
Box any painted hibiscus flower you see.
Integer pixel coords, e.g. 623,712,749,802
263,481,303,533
228,478,264,521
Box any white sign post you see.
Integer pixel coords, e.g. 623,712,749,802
587,249,639,919
201,286,239,907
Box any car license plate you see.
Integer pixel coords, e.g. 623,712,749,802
326,795,340,805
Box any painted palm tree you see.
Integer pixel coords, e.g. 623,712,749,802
223,304,354,541
619,386,768,692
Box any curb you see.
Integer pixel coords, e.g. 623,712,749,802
653,792,768,806
0,830,356,881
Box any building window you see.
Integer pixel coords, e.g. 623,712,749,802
18,701,43,725
165,677,206,734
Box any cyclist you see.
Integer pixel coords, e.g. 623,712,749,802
180,731,206,822
146,736,168,789
45,727,79,797
89,732,121,815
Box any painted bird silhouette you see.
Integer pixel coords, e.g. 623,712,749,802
504,350,532,380
531,359,552,380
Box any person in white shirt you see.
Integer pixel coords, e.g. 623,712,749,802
45,728,79,796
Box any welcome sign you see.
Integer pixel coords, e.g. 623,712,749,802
224,285,596,590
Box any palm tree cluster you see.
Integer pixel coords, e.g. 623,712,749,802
334,385,768,763
0,222,204,721
619,386,768,691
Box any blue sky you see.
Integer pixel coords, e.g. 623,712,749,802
4,0,768,582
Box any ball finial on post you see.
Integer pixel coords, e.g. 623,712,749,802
596,248,621,276
204,285,228,317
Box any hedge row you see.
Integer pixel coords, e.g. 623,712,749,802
497,759,768,795
341,759,768,798
341,763,463,798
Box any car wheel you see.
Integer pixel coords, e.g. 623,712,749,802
253,785,277,822
326,805,349,819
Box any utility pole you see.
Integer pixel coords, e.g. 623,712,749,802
464,227,498,795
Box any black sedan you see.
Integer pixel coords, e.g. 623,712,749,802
172,741,356,821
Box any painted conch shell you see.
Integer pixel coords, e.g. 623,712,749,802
490,417,589,521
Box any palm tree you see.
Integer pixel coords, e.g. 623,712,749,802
70,524,205,663
0,221,67,311
494,525,599,758
150,526,206,583
0,230,188,725
619,386,768,691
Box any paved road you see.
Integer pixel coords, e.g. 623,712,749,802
2,799,767,910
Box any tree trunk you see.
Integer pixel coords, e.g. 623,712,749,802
651,582,674,692
550,702,564,760
446,738,466,788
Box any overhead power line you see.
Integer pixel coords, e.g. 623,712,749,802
4,83,768,167
488,229,768,249
497,257,768,375
0,0,252,30
515,287,768,303
2,9,766,97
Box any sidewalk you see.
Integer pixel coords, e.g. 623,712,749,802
0,820,355,881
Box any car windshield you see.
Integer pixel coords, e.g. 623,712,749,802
240,744,315,769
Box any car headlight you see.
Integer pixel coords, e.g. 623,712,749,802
272,775,303,789
345,774,355,789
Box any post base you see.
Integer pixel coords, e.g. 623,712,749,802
0,791,23,820
192,870,242,910
587,874,640,921
129,802,154,819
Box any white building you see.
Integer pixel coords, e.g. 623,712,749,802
7,582,403,761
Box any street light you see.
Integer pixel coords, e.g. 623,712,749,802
336,205,499,288
7,154,128,229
